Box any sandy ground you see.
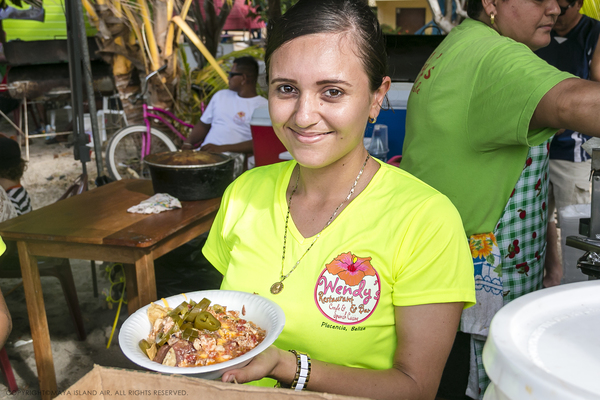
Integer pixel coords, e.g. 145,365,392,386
0,113,221,398
0,109,139,399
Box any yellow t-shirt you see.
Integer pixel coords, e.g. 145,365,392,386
203,159,475,377
0,237,5,258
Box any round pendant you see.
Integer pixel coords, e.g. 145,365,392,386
270,281,284,294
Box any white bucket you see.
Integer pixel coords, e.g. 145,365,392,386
557,204,590,284
483,280,600,400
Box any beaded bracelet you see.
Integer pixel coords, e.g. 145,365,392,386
289,350,311,391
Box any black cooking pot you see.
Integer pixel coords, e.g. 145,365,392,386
143,151,234,201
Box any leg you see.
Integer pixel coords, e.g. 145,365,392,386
0,347,17,393
124,263,139,314
126,250,157,314
135,251,157,309
51,259,87,340
544,177,562,287
16,242,57,400
544,221,562,287
546,159,592,285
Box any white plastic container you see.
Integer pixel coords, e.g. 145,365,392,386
483,280,600,400
557,203,591,284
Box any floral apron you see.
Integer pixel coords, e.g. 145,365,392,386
464,140,550,399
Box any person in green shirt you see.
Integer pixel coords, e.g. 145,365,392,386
401,0,600,398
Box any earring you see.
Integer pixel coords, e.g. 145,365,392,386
368,116,376,124
490,12,495,25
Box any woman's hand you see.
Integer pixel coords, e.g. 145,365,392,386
221,345,294,385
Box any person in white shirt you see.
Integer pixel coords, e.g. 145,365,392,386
182,56,267,175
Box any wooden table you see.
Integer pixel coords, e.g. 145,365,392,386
0,179,220,399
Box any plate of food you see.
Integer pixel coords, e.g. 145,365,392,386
119,290,285,380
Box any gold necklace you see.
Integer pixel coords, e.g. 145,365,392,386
270,154,370,295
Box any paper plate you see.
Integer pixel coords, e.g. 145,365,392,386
483,280,600,400
119,290,285,380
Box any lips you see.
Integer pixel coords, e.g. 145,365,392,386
289,127,332,143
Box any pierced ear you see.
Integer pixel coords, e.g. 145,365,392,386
481,0,497,16
371,77,391,117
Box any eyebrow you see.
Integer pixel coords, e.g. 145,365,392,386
270,78,353,87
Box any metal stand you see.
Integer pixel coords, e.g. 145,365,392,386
566,148,600,279
64,0,90,176
65,0,110,186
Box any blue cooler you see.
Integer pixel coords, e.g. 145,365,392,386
364,82,412,159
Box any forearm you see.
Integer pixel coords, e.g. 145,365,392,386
216,140,254,154
183,121,210,148
533,78,600,136
223,304,459,400
0,293,12,348
271,352,425,400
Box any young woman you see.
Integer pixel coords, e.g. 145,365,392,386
202,1,475,399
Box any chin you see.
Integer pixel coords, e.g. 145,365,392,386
529,37,551,51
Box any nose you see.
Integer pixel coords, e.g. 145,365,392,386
548,0,560,17
294,93,320,129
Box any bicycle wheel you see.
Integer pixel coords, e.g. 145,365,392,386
105,125,177,180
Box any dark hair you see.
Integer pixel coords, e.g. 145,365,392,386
233,56,259,83
265,0,388,92
466,0,484,19
0,158,27,181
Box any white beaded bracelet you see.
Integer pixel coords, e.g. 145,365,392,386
289,350,311,391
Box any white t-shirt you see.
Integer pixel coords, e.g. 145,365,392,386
200,89,267,146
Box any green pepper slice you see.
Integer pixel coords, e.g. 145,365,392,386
139,339,151,354
180,322,193,331
194,311,221,331
168,301,189,319
185,304,202,322
197,298,211,312
181,327,199,341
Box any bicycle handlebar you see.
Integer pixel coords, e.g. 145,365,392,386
129,64,168,104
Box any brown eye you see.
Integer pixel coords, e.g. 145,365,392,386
278,85,296,94
325,89,343,98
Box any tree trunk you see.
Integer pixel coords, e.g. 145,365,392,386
114,70,144,125
268,0,281,20
191,0,233,60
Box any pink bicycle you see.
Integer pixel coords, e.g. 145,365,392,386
105,67,195,180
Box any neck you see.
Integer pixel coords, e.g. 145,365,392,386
289,148,375,238
554,14,582,37
0,177,18,191
476,14,496,31
296,149,370,197
236,86,258,98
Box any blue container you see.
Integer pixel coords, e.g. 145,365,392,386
364,82,412,159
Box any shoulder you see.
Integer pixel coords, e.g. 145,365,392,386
441,19,532,70
241,94,268,107
254,95,268,106
375,162,458,212
586,15,600,39
373,164,467,238
213,90,235,101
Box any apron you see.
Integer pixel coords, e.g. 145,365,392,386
464,140,550,399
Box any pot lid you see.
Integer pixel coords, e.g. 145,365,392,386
143,151,232,169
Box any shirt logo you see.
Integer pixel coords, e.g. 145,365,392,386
314,252,381,325
233,111,247,125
